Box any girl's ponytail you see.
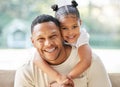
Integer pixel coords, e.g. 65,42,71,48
71,0,78,7
51,4,58,11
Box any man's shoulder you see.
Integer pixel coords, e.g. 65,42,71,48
17,47,36,72
16,60,33,74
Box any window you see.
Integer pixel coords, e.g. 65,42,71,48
0,0,119,73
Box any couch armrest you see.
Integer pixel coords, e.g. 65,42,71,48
109,73,120,87
0,70,16,87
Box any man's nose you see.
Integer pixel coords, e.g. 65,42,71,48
44,39,52,46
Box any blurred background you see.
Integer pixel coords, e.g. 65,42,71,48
0,0,120,73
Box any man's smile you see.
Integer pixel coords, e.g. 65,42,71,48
44,47,56,53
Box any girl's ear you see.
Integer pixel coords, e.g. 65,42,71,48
79,19,82,25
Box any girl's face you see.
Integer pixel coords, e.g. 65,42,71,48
59,14,81,44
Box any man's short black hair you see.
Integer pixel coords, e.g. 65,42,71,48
31,14,60,33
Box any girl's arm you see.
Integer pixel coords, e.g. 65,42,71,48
68,44,92,79
33,51,69,84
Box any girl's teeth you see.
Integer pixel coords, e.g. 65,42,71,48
68,36,74,39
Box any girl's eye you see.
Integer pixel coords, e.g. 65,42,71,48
73,25,78,29
61,27,68,30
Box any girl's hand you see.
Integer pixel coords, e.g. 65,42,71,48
60,76,74,87
49,76,74,87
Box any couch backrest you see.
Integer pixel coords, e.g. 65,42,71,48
0,70,120,87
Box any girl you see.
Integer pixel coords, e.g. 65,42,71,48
34,0,92,86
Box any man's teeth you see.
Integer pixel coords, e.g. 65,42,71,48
46,48,55,52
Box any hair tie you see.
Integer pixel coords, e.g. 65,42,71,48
51,4,58,11
71,0,78,7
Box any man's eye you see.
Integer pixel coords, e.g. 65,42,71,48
37,38,44,42
51,35,57,39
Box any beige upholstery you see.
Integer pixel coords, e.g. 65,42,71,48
109,73,120,87
0,70,120,87
0,70,15,87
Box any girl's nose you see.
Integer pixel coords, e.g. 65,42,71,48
68,29,73,35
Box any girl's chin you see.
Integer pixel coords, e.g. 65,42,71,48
67,40,76,44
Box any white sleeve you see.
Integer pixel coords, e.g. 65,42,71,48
75,28,90,47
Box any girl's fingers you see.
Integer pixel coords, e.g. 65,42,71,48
61,79,74,87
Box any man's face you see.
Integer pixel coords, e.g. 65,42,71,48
31,21,64,62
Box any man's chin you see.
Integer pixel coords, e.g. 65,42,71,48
44,56,57,62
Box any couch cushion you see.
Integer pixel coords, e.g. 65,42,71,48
109,73,120,87
0,70,16,87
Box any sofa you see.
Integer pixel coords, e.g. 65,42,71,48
0,70,120,87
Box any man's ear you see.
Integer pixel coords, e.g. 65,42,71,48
31,36,33,43
31,36,35,47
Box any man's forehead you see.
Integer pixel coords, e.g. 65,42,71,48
32,23,60,37
34,22,58,30
38,29,58,35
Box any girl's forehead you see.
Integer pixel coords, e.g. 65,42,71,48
59,14,79,20
65,14,77,18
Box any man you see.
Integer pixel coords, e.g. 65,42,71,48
14,14,111,87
